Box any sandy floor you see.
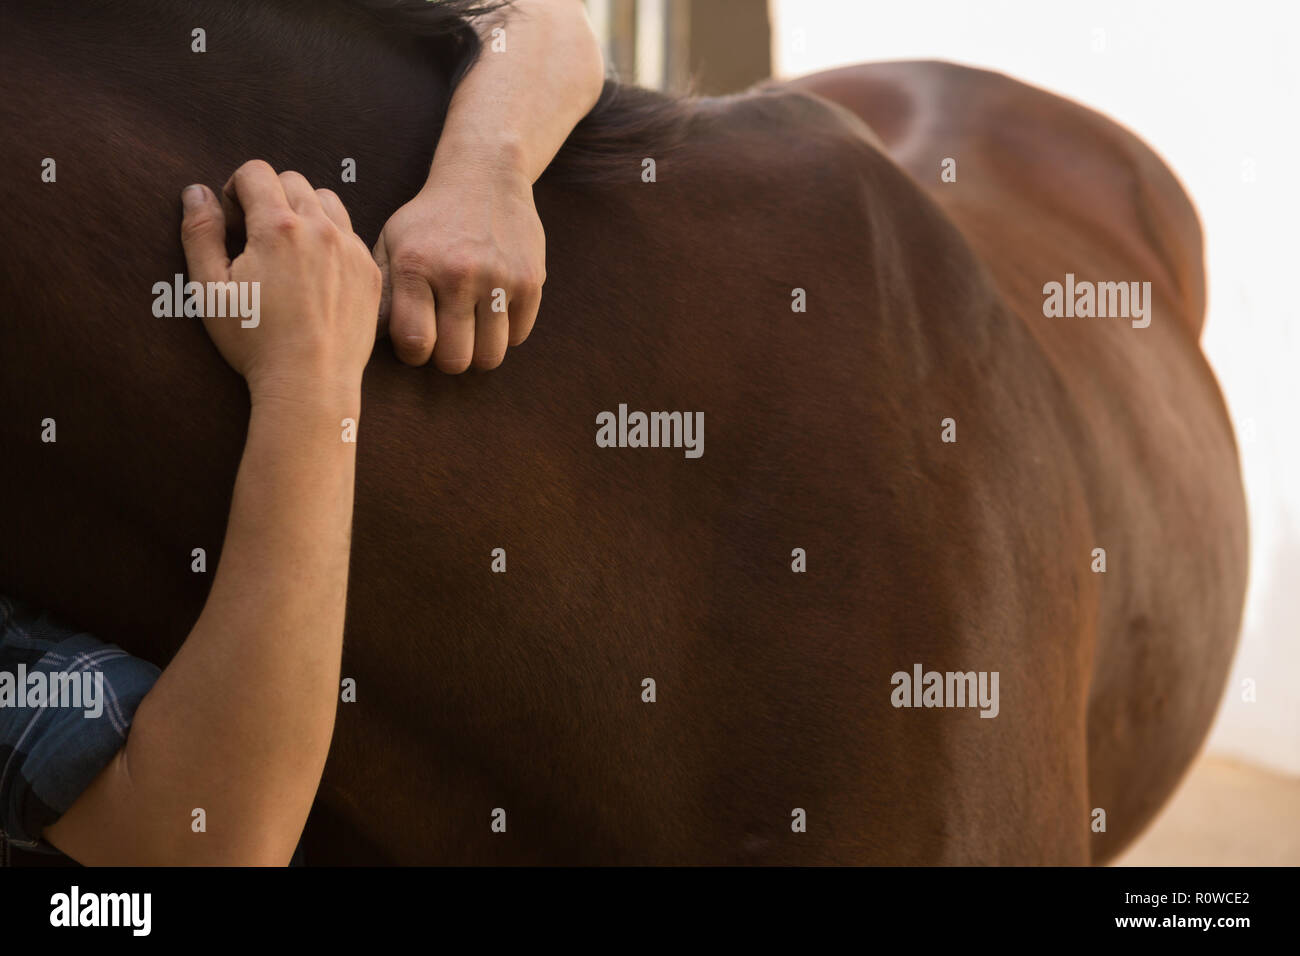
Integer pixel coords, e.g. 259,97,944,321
1113,754,1300,866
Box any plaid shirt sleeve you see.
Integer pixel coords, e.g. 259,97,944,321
0,595,161,855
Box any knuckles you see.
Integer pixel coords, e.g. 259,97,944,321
517,266,546,294
434,253,485,290
390,248,437,288
263,212,300,239
383,236,544,308
305,216,341,246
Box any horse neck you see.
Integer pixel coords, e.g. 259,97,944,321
0,0,467,650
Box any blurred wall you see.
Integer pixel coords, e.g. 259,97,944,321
683,0,771,93
586,0,770,93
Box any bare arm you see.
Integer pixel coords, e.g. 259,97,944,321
45,161,380,865
438,0,606,185
375,0,605,371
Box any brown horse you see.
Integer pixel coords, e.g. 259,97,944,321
0,1,1246,864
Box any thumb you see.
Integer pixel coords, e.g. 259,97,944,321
179,184,230,284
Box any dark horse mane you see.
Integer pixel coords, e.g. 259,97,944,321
338,0,697,183
8,0,693,200
320,0,696,184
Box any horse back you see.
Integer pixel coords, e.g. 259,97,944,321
0,5,1226,862
789,60,1248,860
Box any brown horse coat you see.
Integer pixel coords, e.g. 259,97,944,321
0,2,1245,863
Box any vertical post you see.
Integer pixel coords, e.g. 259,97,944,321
584,0,772,95
635,0,667,90
605,0,639,83
685,0,772,95
586,0,611,55
663,0,693,92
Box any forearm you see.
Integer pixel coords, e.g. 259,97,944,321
47,383,360,865
430,0,604,185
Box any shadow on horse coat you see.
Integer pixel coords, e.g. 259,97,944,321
0,2,1246,863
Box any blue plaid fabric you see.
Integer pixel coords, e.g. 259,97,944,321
0,595,160,856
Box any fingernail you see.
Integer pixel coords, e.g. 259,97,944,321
181,184,206,210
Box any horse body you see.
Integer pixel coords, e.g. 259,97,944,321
0,3,1245,863
790,61,1248,860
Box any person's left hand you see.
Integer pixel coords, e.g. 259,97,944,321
373,167,546,372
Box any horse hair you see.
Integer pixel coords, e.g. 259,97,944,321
339,0,696,185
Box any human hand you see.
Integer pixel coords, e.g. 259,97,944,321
180,160,381,399
372,164,545,372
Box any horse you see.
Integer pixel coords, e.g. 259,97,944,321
0,0,1247,864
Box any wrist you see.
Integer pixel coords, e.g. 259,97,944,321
247,368,363,415
427,133,535,189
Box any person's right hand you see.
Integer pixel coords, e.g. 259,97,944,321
179,160,381,398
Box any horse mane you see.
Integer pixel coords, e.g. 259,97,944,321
10,0,695,188
343,0,507,35
337,0,506,84
550,82,696,185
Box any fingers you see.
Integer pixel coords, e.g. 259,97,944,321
318,187,373,268
430,285,476,373
221,159,292,230
388,251,439,366
473,300,510,371
179,184,230,285
376,266,540,371
390,284,526,372
278,170,326,219
508,283,541,348
221,162,361,249
316,188,354,234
